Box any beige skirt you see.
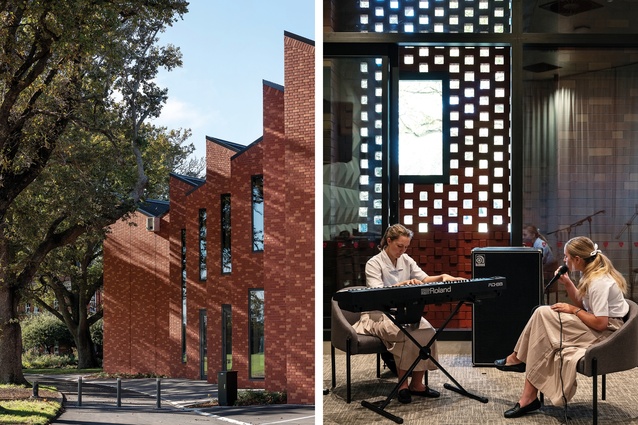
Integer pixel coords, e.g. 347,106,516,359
514,305,623,405
353,311,438,371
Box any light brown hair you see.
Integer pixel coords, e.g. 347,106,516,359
378,224,413,251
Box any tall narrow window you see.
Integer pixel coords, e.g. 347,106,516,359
199,208,207,281
251,175,264,252
199,309,207,380
181,228,187,362
248,289,265,379
222,304,232,371
221,194,232,273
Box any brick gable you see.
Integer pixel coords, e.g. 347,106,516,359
103,33,315,404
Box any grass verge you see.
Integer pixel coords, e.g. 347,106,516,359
0,385,61,425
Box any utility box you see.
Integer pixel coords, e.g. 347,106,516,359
218,370,237,406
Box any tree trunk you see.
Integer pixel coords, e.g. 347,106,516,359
74,322,98,369
0,283,27,385
76,336,97,369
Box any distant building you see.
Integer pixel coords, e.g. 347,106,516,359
103,32,315,404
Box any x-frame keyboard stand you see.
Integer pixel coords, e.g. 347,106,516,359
360,299,488,424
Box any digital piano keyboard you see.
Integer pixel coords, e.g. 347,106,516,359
333,276,506,323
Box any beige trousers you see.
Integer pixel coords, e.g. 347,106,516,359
353,311,438,371
514,305,622,405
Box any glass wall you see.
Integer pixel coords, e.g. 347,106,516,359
323,57,388,294
522,47,638,299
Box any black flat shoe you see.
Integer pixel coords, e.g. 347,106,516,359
397,388,411,404
494,358,526,373
504,398,541,418
409,387,440,398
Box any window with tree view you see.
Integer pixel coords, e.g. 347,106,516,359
199,208,207,281
398,74,449,184
181,228,187,362
251,175,264,252
221,194,231,273
249,289,264,379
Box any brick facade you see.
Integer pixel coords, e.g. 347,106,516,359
103,32,315,404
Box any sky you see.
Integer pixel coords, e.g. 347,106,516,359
152,0,316,159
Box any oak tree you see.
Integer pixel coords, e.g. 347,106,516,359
0,0,188,384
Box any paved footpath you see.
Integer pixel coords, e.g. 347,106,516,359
28,374,315,425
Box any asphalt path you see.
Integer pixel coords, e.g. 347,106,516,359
28,375,315,425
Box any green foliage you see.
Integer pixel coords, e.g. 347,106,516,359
235,390,287,406
21,315,74,354
21,353,77,370
24,367,101,375
0,0,190,385
90,319,103,347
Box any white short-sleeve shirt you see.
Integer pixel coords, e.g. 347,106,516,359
582,274,629,318
365,249,428,288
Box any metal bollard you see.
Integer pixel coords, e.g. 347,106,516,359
31,381,39,398
77,376,82,407
116,378,122,407
156,378,161,409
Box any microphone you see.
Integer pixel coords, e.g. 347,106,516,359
544,265,569,293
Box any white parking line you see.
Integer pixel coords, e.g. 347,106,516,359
261,415,316,424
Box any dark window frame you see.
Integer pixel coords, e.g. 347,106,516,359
396,71,451,185
181,228,187,363
251,175,264,252
248,288,265,380
221,194,232,274
199,208,207,281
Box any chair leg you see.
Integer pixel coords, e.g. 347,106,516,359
592,358,598,425
602,374,606,400
330,344,337,388
346,341,352,404
376,352,381,378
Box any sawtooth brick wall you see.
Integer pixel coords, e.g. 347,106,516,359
103,33,315,404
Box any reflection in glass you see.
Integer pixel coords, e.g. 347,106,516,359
251,175,264,252
249,289,265,379
221,194,231,273
199,208,207,281
222,304,232,371
181,228,187,363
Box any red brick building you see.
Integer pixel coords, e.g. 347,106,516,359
103,32,315,404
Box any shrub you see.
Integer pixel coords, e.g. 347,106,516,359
22,352,77,369
21,314,74,353
93,371,167,379
235,390,286,406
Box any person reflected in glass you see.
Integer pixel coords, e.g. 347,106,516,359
523,224,557,283
353,224,465,404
